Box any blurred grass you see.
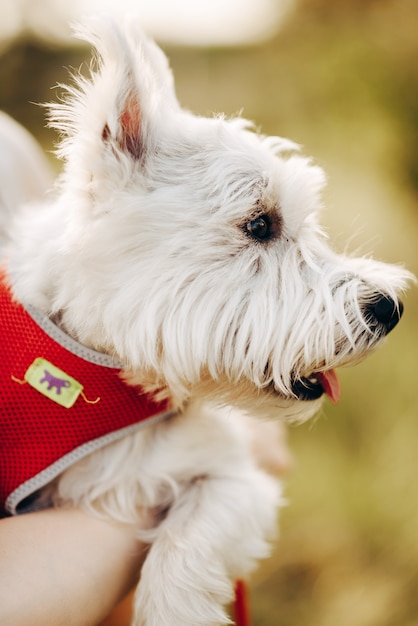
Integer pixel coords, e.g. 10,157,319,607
1,1,417,624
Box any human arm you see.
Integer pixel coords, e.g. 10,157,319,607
0,507,145,626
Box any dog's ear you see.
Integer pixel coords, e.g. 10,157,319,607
50,17,178,167
90,17,179,162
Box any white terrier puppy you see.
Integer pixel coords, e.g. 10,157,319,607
0,16,412,626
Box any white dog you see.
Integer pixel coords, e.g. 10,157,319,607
0,16,412,626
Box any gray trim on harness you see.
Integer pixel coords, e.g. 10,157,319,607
6,409,172,515
25,304,122,368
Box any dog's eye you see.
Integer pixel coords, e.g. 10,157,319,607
246,215,271,240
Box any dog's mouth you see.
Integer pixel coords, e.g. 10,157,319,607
290,369,341,404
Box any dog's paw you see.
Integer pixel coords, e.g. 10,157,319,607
132,556,233,626
131,467,280,626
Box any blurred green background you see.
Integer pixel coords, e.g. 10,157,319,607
1,0,417,624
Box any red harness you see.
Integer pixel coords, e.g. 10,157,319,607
0,272,171,515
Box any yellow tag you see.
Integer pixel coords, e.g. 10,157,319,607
25,357,83,408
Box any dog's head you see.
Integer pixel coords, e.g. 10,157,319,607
43,17,412,419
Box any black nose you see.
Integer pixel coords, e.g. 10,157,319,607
367,295,403,333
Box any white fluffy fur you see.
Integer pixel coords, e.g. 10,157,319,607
2,15,413,625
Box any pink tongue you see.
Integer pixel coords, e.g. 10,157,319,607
317,370,341,404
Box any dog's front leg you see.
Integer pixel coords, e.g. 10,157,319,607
132,468,280,626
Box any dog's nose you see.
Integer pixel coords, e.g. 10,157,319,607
367,294,403,333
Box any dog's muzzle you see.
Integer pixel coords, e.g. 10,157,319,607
290,294,404,404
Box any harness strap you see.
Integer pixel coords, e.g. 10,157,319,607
234,579,251,626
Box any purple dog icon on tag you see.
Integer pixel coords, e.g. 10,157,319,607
39,369,71,395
